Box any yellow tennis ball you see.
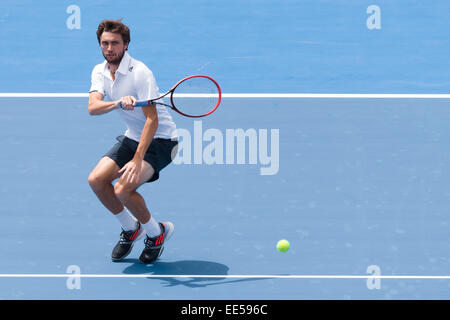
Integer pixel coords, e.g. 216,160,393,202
277,239,290,252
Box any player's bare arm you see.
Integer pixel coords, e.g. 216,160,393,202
88,92,137,115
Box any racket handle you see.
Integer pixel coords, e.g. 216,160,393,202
135,100,153,107
120,100,155,109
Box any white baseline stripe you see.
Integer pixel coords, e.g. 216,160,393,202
0,274,449,279
0,93,450,99
225,93,450,99
0,93,89,98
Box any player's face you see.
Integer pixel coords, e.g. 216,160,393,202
100,32,128,65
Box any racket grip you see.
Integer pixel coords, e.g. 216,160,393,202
135,100,153,107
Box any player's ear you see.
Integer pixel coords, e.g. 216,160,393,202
124,42,129,51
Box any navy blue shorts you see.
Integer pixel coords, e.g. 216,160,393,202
105,135,178,183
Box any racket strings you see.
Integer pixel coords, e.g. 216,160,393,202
171,76,221,117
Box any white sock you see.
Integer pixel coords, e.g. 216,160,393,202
142,215,162,238
114,208,138,231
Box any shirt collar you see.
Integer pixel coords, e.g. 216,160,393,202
102,51,132,77
116,51,131,75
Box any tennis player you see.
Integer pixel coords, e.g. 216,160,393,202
87,19,178,264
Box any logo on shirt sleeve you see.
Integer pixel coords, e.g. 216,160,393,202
129,66,134,72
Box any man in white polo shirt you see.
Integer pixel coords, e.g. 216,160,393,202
87,19,177,264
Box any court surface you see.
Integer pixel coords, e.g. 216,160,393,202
1,1,450,299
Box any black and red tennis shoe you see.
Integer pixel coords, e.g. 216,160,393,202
139,222,174,264
111,222,145,261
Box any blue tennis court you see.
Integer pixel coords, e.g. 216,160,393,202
1,1,450,300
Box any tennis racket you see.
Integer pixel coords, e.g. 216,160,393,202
123,75,221,118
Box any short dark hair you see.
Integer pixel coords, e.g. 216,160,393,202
96,19,130,46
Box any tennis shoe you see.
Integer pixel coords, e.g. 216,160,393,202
111,222,145,261
139,222,174,264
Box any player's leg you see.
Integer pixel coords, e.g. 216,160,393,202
114,159,174,264
89,156,144,261
112,138,178,264
113,160,155,224
112,137,178,222
88,156,123,214
137,139,177,264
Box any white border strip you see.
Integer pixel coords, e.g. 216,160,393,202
0,93,450,99
223,94,450,99
0,274,450,279
0,93,89,98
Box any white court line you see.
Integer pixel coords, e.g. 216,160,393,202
0,93,450,98
0,93,88,98
0,274,449,279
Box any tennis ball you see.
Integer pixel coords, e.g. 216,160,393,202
277,239,290,252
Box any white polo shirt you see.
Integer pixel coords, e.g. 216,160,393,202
89,52,177,141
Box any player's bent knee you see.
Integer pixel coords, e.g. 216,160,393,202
88,172,99,189
114,182,133,202
88,172,108,191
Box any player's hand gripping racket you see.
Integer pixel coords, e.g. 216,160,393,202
125,75,221,118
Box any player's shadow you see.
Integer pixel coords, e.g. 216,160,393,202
120,259,269,288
